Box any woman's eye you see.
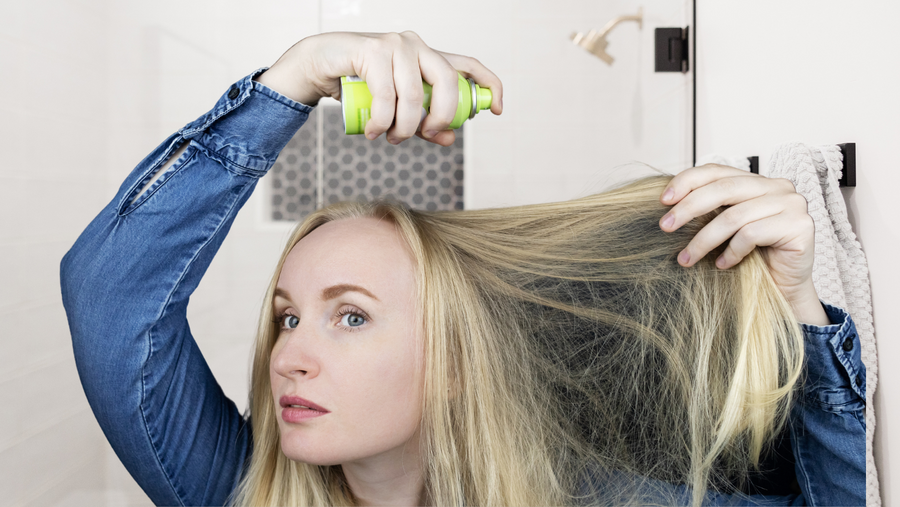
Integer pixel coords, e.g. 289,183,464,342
282,315,299,329
340,313,366,327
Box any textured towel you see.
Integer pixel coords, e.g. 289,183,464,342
767,143,879,506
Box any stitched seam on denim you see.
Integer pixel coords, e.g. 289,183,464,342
191,89,311,175
789,417,816,506
139,179,251,507
831,333,865,401
138,330,185,506
181,78,310,140
120,144,198,217
250,81,316,114
181,84,250,138
118,136,184,216
189,137,266,178
833,339,865,400
803,307,865,401
853,410,866,433
182,85,250,138
802,396,865,414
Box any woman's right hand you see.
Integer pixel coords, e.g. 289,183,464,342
254,31,504,147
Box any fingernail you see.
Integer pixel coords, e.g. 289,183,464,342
678,250,691,265
367,132,377,140
661,213,675,229
424,130,438,139
662,188,675,202
388,136,399,145
716,255,727,268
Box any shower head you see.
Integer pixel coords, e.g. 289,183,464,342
571,7,643,65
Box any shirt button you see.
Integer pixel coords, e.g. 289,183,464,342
228,86,240,100
856,375,862,387
842,337,854,352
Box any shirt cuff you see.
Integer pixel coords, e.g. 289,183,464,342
799,302,866,407
179,67,315,177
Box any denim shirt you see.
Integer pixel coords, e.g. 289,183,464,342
60,68,867,507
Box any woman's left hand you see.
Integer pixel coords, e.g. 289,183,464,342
658,164,829,325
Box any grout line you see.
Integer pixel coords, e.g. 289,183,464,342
0,405,90,455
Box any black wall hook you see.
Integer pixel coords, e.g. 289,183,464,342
838,143,856,187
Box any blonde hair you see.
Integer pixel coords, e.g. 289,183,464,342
230,175,804,506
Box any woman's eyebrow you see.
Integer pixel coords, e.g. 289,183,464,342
272,285,380,302
321,284,380,302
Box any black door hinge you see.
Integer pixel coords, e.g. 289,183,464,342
655,27,689,73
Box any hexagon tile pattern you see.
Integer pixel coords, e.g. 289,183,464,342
270,105,464,222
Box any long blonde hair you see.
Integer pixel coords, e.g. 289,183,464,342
230,175,804,506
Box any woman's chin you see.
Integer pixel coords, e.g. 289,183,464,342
280,441,343,466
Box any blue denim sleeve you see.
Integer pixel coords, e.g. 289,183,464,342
60,68,313,506
789,302,866,506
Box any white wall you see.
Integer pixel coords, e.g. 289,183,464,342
0,0,691,504
696,1,899,502
0,0,113,505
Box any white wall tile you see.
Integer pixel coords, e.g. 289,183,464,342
0,301,72,378
0,355,88,453
470,127,514,178
0,179,27,240
0,409,104,506
467,173,517,209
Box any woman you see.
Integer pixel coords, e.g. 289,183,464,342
60,32,865,506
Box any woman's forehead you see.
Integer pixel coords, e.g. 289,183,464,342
277,217,417,299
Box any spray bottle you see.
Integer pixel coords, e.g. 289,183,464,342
340,72,492,135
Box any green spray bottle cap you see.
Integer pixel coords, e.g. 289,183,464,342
341,72,492,135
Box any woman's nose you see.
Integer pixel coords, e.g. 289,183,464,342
271,326,320,379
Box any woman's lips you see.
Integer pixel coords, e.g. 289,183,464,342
280,395,329,423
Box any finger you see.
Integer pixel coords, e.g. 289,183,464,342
675,193,805,267
385,42,426,144
359,46,397,140
415,129,456,146
714,212,812,269
438,51,504,115
660,164,763,205
416,49,461,138
659,175,792,232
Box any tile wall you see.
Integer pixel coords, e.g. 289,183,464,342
0,0,113,505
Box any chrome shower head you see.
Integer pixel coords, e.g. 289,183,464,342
571,7,643,66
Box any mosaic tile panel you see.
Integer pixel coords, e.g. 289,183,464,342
270,105,464,222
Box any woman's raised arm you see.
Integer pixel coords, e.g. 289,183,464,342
60,70,312,505
59,32,502,506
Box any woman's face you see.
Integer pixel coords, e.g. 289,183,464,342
270,217,425,466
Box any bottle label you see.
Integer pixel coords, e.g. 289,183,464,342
358,108,371,130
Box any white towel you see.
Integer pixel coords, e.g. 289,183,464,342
767,142,879,507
